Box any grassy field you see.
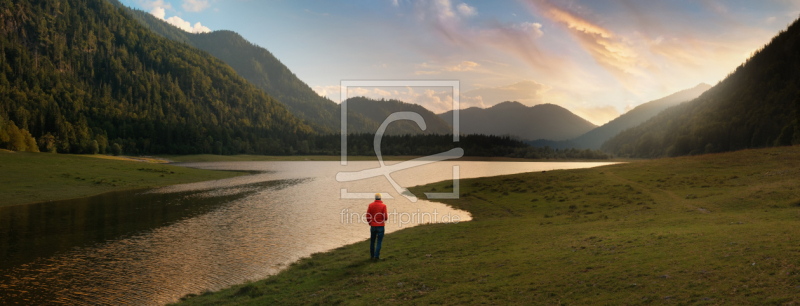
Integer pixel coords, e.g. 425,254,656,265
159,154,626,163
0,151,246,207
175,146,800,305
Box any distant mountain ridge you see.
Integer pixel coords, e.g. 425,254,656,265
602,17,800,157
344,97,452,135
439,102,597,141
530,84,711,149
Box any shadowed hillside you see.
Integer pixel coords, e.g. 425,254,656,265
439,102,596,141
343,97,452,135
603,17,800,157
531,84,711,150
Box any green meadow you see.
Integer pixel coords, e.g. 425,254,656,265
0,151,245,207
175,146,800,305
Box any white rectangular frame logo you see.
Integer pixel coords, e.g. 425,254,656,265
337,80,461,201
340,80,460,165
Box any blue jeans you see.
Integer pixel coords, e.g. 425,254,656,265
370,226,385,259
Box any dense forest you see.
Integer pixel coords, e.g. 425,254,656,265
0,116,38,152
312,134,610,160
602,17,800,157
0,0,315,155
114,2,379,134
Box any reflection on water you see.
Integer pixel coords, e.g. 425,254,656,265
0,161,614,305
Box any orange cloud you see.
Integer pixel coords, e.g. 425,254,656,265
417,0,563,75
528,0,644,86
443,61,479,71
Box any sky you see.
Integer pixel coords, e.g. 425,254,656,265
121,0,800,125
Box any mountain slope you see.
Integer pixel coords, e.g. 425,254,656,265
439,102,597,141
344,97,452,135
531,84,711,150
603,18,800,157
0,0,311,155
115,3,377,133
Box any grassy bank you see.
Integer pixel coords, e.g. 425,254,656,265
175,146,800,305
159,154,627,163
0,151,246,207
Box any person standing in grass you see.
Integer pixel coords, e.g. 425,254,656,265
366,193,388,260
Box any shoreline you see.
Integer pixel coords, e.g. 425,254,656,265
157,153,633,163
0,152,248,208
0,151,624,208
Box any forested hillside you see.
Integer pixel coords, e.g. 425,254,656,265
343,97,452,135
115,3,378,133
603,17,800,157
439,102,596,141
531,84,710,150
0,0,313,155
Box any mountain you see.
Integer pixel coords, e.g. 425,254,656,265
0,0,312,155
343,97,452,135
602,18,800,157
113,3,377,133
530,84,711,150
438,102,597,141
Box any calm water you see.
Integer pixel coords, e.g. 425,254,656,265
0,161,615,305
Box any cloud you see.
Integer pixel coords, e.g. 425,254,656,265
571,105,621,126
313,85,340,100
182,0,210,12
528,0,644,85
623,104,635,113
413,60,482,74
138,0,172,11
392,0,399,7
415,0,559,75
456,3,477,17
165,16,212,33
150,6,166,19
403,87,453,113
510,22,543,38
443,60,479,71
149,7,211,33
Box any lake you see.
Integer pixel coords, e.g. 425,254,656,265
0,160,615,305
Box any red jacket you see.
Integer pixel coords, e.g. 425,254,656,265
366,200,388,227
